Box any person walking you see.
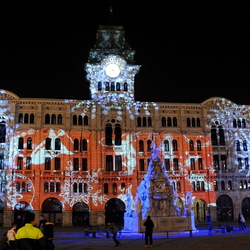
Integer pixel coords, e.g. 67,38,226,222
238,213,246,230
7,223,17,250
16,212,47,250
107,222,120,247
143,215,154,248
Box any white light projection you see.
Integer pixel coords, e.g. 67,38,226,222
207,98,250,174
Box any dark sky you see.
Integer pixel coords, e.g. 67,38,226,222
1,1,250,104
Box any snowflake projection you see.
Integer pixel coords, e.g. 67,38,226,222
6,172,35,209
59,163,108,208
207,98,250,173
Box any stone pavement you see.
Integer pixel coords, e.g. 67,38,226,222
1,221,250,249
52,221,250,250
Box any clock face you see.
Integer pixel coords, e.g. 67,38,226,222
105,63,121,78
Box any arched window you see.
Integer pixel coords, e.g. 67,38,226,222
236,140,241,151
78,115,83,125
55,138,61,150
139,140,144,152
164,140,169,151
104,183,109,194
192,181,196,191
51,114,56,124
44,182,49,192
173,158,179,170
192,118,196,127
233,119,237,128
30,113,34,123
22,182,26,192
172,140,178,151
45,114,50,124
196,118,201,127
167,117,172,127
111,82,115,91
84,183,88,193
50,182,55,192
177,181,181,191
211,126,218,145
219,126,225,145
16,182,20,192
84,116,88,125
228,180,232,190
73,158,79,171
81,139,88,151
187,118,191,127
124,82,128,91
238,119,241,128
105,123,112,145
162,117,166,127
121,183,126,194
197,140,202,151
18,113,23,123
98,81,102,91
73,139,79,151
73,115,77,125
148,117,152,127
221,180,225,190
79,183,82,193
189,140,194,151
147,140,152,152
18,137,24,149
137,117,142,127
58,114,62,124
142,117,147,127
201,181,205,191
242,119,246,128
27,137,32,150
73,183,77,193
243,140,248,151
56,182,61,192
0,122,6,143
24,113,29,123
116,82,120,91
45,138,51,150
139,159,145,171
114,124,121,145
173,117,177,127
198,158,203,170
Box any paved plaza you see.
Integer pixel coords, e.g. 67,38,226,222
1,221,250,249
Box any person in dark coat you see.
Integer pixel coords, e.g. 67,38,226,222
43,222,55,250
107,222,120,247
38,215,47,232
143,215,154,248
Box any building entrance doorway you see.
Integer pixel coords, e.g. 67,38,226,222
42,198,62,225
194,199,207,222
72,202,89,226
105,198,125,231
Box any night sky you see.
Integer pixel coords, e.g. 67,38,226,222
1,2,250,105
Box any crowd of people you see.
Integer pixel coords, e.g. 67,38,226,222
0,213,54,250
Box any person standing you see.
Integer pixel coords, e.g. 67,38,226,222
16,212,47,250
143,215,154,248
43,222,55,250
38,215,47,232
238,213,246,230
107,222,120,247
205,213,211,230
7,223,17,250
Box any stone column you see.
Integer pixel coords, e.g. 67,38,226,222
62,211,72,226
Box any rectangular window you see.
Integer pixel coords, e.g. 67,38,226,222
139,159,145,171
17,157,23,170
55,157,61,170
26,157,32,170
45,157,51,170
165,159,170,171
73,158,79,171
115,155,122,171
106,155,113,171
213,155,219,170
82,158,88,171
190,158,195,170
220,155,227,170
245,158,249,169
173,158,179,170
198,158,203,170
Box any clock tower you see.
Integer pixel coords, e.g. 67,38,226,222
85,25,140,104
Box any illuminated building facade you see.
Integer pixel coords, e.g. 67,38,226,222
0,25,250,227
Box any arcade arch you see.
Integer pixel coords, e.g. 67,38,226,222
41,198,62,225
72,202,90,226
